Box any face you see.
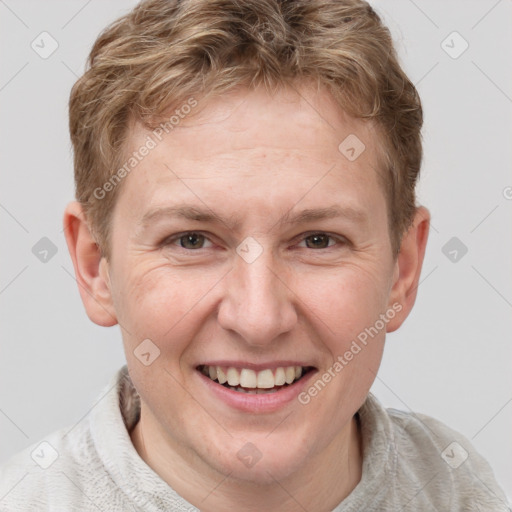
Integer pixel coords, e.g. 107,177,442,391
98,84,402,483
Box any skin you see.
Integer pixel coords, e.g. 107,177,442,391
64,83,429,512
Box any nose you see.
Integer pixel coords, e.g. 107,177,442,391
217,248,298,347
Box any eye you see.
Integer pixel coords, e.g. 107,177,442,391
297,233,343,249
168,232,213,250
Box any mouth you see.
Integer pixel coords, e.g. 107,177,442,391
196,364,315,394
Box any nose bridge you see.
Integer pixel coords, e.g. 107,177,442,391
218,248,297,345
242,256,279,313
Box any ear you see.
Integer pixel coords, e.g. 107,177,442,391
386,206,430,332
63,202,118,327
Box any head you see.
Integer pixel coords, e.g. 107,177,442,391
65,0,429,489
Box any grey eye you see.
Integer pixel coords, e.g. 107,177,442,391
179,233,206,249
304,234,333,249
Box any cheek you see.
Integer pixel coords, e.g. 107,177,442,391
297,264,392,409
296,267,390,428
115,265,223,407
296,261,392,343
116,264,191,340
113,262,222,352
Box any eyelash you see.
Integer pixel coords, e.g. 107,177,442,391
162,231,348,251
295,232,343,249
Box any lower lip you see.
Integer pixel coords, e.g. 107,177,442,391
196,369,317,413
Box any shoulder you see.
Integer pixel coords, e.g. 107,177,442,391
384,403,510,511
0,368,133,512
0,424,103,512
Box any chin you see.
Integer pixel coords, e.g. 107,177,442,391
201,433,312,485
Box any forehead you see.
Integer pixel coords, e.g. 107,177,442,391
114,84,387,225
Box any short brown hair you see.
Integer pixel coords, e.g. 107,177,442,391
69,0,422,256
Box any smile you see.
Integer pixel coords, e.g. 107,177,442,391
197,364,314,394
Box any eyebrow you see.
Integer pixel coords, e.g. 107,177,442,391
280,206,368,225
138,204,367,232
139,206,240,231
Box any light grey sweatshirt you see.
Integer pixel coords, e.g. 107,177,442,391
0,366,509,511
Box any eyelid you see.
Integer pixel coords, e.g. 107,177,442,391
162,231,214,249
160,230,349,251
294,231,349,248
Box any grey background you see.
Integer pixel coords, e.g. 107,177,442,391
1,0,511,502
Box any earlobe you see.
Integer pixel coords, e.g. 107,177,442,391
63,202,118,327
386,206,430,332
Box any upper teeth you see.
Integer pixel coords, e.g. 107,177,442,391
201,365,304,389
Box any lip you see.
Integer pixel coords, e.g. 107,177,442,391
196,366,317,413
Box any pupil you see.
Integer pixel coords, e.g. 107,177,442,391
307,234,328,249
181,233,203,249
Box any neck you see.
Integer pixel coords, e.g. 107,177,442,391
130,410,362,512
